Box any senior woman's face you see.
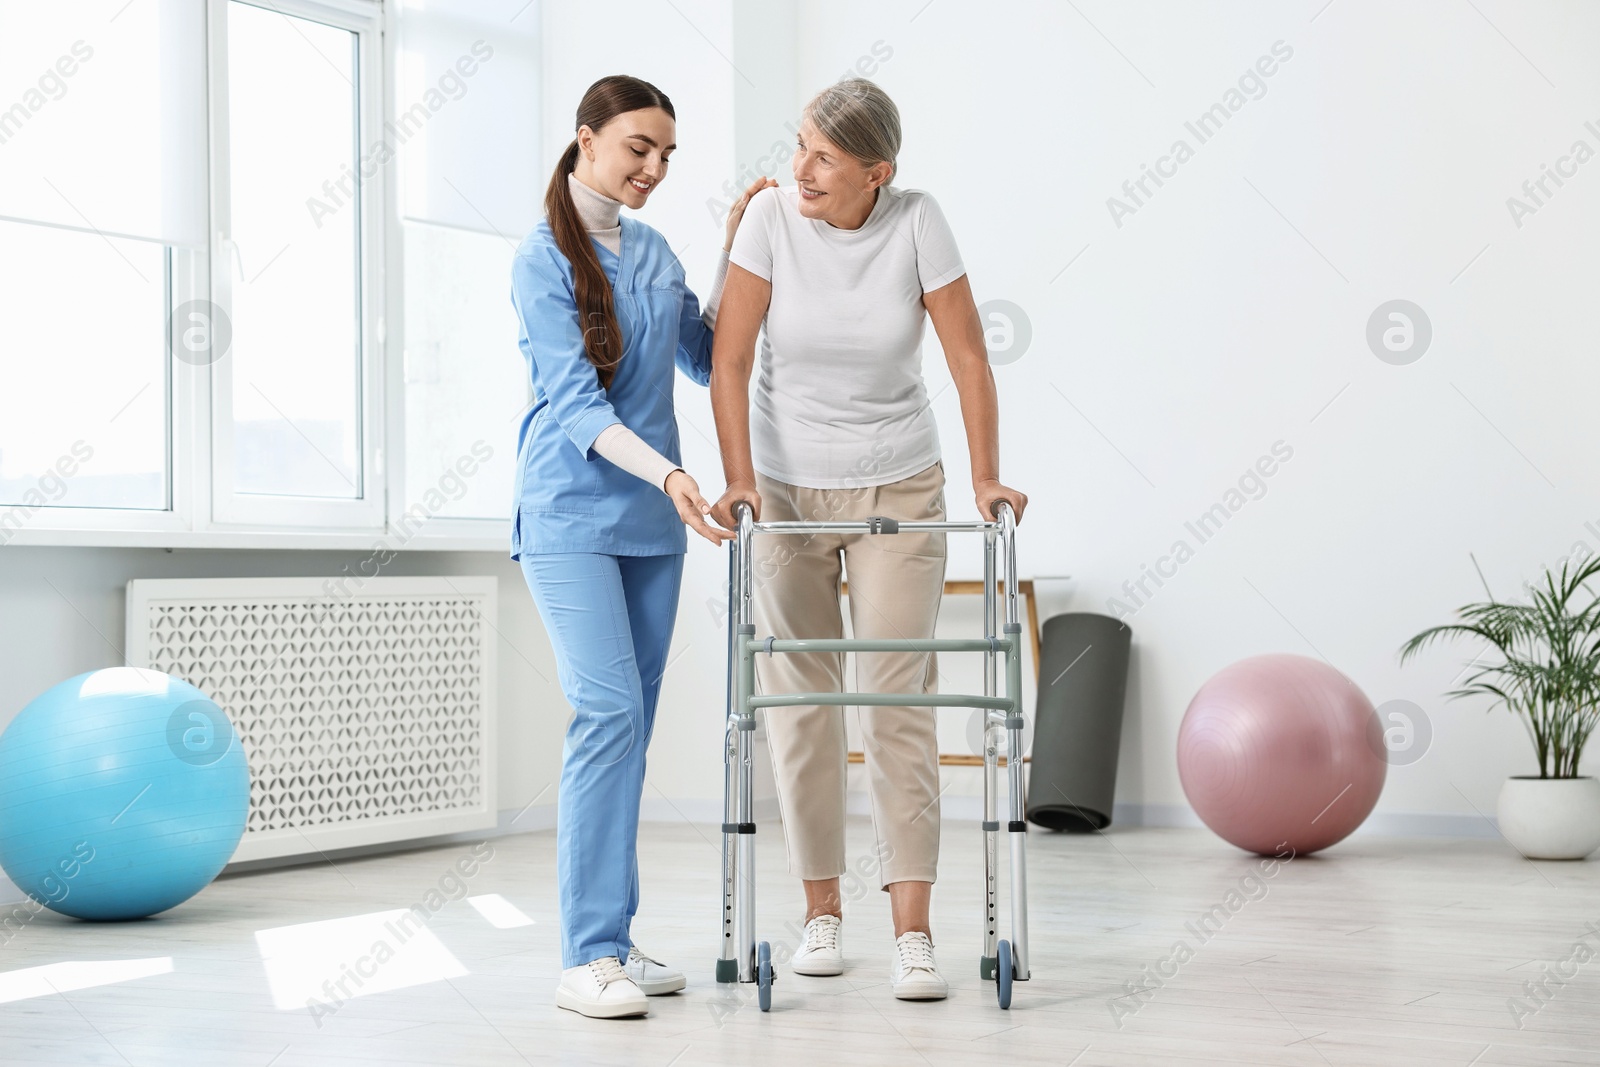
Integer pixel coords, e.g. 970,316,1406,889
791,118,882,224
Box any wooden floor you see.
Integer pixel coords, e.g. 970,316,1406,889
1,817,1598,1066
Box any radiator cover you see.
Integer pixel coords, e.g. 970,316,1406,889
125,576,498,863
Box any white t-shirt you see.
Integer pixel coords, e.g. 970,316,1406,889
728,184,966,489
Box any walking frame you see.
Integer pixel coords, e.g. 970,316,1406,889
715,500,1030,1010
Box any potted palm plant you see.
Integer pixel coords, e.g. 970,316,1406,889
1399,556,1600,859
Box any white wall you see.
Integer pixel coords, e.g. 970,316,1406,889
770,0,1600,830
531,0,1600,833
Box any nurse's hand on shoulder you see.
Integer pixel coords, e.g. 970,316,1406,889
666,470,735,545
725,177,778,252
710,481,762,531
976,479,1028,524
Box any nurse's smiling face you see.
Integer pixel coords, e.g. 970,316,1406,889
791,116,890,230
574,106,676,211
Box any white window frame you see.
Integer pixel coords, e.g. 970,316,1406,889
0,230,198,544
379,9,519,546
3,0,514,552
208,0,387,531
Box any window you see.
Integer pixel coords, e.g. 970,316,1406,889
228,4,362,500
0,0,203,538
0,0,540,549
0,220,168,513
212,2,377,527
392,0,540,527
401,221,525,521
211,0,383,527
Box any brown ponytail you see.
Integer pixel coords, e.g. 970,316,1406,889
543,75,675,391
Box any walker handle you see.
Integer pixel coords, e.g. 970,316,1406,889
992,500,1019,627
732,500,755,543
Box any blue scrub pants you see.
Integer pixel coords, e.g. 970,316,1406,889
519,551,684,969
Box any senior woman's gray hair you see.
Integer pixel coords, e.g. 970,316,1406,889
802,78,901,181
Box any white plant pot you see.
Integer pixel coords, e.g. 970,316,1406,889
1497,776,1600,860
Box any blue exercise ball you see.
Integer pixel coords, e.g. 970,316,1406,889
0,668,250,920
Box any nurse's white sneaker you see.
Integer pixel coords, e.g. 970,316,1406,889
625,946,686,995
556,956,649,1018
891,932,948,1000
790,914,844,976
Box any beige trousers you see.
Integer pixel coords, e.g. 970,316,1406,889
753,462,948,888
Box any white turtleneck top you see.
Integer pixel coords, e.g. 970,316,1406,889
568,173,623,255
567,173,729,494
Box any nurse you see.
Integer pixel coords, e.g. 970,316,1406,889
511,74,771,1019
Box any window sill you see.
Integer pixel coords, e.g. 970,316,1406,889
0,523,509,553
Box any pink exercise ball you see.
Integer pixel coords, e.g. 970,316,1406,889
1178,654,1386,856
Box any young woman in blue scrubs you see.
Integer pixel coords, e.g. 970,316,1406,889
510,75,771,1019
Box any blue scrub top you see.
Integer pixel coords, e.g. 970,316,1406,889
509,216,714,559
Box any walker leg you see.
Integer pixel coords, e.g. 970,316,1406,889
717,535,760,984
1006,698,1031,982
733,626,757,983
733,510,761,987
1002,517,1032,984
717,716,739,983
979,529,1000,979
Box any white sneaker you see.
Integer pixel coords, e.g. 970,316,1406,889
891,932,948,1000
556,956,649,1018
625,946,686,995
790,914,844,976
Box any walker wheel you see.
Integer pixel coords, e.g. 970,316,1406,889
757,940,773,1012
996,940,1013,1009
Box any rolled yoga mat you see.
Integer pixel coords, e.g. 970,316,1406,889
1025,612,1133,832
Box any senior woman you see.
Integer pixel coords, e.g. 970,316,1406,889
709,78,1027,1001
